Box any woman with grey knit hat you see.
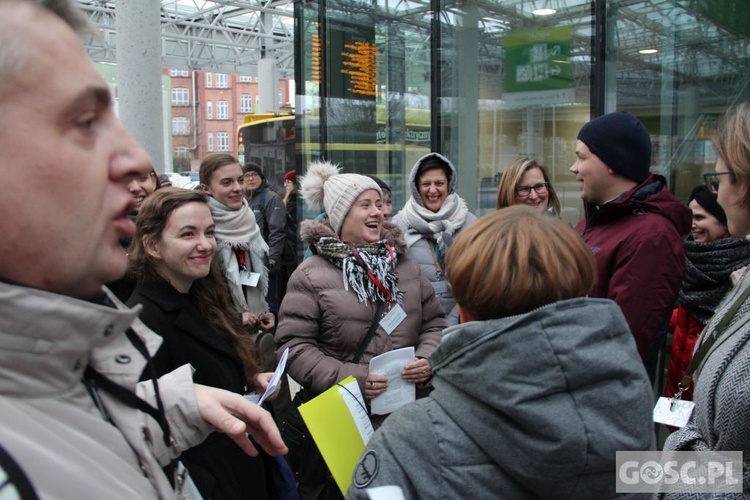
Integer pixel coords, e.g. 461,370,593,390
275,160,445,400
274,160,445,497
392,152,477,325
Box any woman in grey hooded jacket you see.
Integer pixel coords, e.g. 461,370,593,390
392,152,476,325
347,206,655,499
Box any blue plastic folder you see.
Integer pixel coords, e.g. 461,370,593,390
298,376,374,494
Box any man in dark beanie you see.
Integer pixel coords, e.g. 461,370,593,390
570,111,691,382
242,162,287,316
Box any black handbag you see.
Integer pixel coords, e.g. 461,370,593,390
280,301,383,487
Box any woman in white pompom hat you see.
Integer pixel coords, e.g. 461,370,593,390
275,160,445,497
276,160,445,403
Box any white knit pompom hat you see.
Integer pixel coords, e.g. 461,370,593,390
300,160,382,236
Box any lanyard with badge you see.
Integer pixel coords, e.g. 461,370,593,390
235,248,261,287
653,285,750,428
351,244,406,334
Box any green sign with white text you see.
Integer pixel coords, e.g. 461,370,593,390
503,26,573,94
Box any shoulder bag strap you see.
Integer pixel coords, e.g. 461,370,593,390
352,301,384,364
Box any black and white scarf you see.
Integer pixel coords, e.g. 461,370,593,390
315,237,402,305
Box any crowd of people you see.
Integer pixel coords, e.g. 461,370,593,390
3,1,750,499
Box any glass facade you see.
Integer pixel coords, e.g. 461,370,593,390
294,0,750,222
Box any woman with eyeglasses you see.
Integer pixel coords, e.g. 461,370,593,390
496,157,561,216
660,102,750,496
392,152,477,326
664,185,750,409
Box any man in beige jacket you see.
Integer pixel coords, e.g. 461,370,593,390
0,1,286,498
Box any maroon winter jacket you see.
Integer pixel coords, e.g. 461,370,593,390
575,174,692,361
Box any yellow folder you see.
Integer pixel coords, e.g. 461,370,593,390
298,376,374,494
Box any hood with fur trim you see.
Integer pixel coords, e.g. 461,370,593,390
301,218,407,255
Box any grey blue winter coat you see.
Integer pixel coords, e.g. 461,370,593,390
347,297,655,499
0,281,212,499
392,153,477,325
246,180,287,265
274,219,445,398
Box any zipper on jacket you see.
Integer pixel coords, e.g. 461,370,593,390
83,376,113,425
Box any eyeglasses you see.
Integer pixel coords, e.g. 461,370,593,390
244,172,259,179
703,172,732,193
515,182,550,197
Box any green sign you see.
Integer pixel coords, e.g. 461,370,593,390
503,26,573,94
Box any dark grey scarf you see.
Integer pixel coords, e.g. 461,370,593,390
679,236,750,323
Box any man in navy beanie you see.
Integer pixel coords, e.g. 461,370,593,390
571,111,691,382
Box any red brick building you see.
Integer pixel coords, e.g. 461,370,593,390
168,69,292,171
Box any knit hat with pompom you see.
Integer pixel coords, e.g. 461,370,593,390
300,160,382,236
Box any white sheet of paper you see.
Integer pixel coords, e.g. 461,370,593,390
653,396,695,428
340,377,374,444
243,392,261,404
239,271,261,287
369,346,415,415
258,347,289,406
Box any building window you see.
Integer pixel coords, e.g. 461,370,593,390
216,73,228,88
205,72,212,88
170,69,189,77
207,133,214,152
171,88,189,106
217,132,229,151
172,117,190,136
206,101,213,120
217,100,229,120
174,147,190,159
240,94,253,113
239,75,254,83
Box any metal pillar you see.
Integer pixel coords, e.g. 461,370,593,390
116,0,165,170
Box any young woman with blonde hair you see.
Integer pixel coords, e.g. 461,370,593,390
496,157,561,216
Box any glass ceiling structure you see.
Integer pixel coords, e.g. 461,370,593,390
75,0,750,111
76,0,297,78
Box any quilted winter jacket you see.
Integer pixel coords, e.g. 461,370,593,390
0,281,212,499
575,174,691,360
346,298,655,499
274,220,445,398
392,152,477,326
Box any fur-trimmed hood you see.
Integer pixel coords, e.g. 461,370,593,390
300,218,407,255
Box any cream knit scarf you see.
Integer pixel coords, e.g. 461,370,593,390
399,193,469,254
208,197,269,312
